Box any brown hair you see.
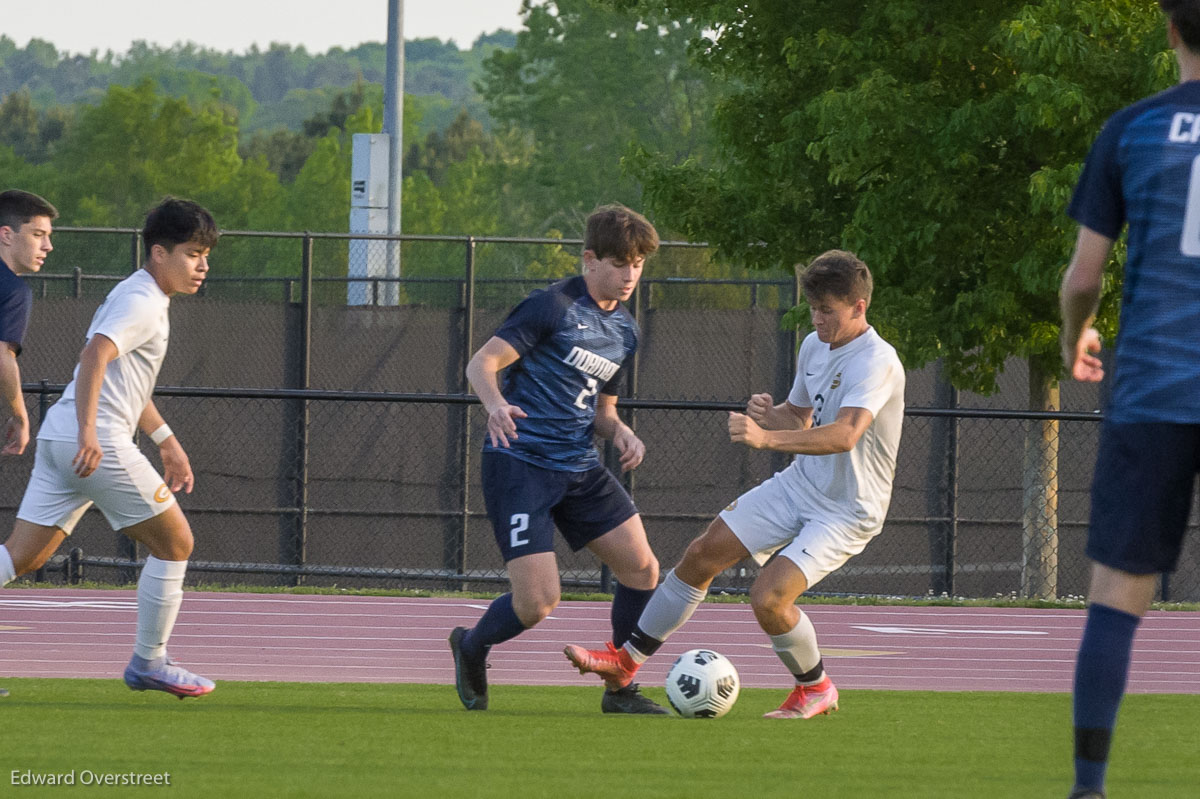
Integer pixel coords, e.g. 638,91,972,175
800,249,873,307
0,189,58,231
584,204,659,263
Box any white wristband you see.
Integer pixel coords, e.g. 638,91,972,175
149,424,174,446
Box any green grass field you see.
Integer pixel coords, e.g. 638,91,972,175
1,680,1195,798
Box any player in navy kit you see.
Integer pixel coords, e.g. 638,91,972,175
449,204,666,714
0,190,57,459
1060,3,1200,797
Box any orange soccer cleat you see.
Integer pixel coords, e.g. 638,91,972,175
762,677,839,719
564,641,640,690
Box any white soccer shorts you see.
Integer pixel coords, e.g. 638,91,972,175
17,439,176,533
718,468,878,589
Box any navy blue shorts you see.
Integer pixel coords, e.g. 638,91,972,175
1088,421,1200,574
480,451,639,562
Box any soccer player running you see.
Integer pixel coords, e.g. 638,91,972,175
449,204,666,714
0,197,217,698
0,189,58,698
566,250,905,719
1059,4,1200,797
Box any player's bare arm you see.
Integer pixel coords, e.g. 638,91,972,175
1060,226,1114,383
729,405,873,454
466,335,527,448
594,392,644,472
746,392,811,430
138,400,193,494
0,341,29,455
72,333,119,477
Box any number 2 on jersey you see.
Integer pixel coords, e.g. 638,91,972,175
574,377,598,409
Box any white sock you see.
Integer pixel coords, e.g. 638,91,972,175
769,610,823,683
0,545,15,586
627,569,707,660
134,556,188,661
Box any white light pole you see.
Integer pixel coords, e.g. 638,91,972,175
383,0,404,304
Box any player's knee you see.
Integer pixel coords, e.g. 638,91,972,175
513,590,559,627
150,529,193,562
614,554,658,590
748,581,791,622
168,529,194,561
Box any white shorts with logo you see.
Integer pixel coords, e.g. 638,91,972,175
719,469,879,589
17,439,176,533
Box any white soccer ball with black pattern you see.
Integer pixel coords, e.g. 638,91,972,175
665,649,740,718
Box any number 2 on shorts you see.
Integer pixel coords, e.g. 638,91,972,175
510,513,530,548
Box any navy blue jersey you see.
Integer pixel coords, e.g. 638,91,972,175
0,256,33,355
1069,80,1200,423
485,275,639,471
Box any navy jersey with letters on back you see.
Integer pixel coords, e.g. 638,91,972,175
486,275,638,471
1069,80,1200,424
0,256,33,355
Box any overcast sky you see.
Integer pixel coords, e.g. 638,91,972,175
3,0,526,55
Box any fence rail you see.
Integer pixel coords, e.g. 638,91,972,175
11,383,1191,602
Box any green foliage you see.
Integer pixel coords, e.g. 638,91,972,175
48,81,243,225
480,0,718,233
0,89,69,163
0,33,505,145
620,0,1171,392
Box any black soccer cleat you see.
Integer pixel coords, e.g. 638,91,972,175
600,682,670,715
1066,790,1105,799
449,626,489,710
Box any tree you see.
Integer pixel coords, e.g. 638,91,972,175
480,0,718,233
47,81,283,232
617,0,1171,597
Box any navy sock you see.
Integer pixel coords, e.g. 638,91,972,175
1072,603,1140,792
461,593,526,659
611,583,655,648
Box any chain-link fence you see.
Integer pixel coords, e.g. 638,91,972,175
5,228,1198,600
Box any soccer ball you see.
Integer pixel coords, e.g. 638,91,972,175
665,649,740,718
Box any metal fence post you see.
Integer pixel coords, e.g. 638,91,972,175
454,237,477,589
131,230,142,274
927,365,960,596
946,396,960,597
289,233,314,586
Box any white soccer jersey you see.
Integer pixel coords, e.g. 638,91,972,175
782,327,905,533
39,269,170,444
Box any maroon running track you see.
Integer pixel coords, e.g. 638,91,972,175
0,589,1197,693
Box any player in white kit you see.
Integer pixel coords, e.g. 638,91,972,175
566,250,905,718
0,197,218,698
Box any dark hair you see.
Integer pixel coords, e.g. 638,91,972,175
0,189,58,231
142,197,219,253
584,203,659,262
1162,0,1200,52
800,250,873,307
